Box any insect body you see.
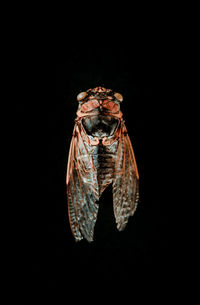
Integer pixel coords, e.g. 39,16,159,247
66,87,139,242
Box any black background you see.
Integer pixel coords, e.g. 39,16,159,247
28,44,173,293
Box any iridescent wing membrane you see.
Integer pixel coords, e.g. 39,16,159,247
66,123,100,242
112,123,139,231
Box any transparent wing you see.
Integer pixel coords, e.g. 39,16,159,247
66,123,99,242
113,123,139,230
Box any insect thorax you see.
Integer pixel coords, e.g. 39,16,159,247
82,115,119,138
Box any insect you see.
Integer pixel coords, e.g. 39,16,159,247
66,87,139,242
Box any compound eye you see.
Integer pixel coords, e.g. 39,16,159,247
77,92,87,101
114,92,123,102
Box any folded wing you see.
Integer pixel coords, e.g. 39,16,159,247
66,123,99,242
112,123,139,230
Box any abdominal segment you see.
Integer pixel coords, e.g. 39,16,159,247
91,140,119,196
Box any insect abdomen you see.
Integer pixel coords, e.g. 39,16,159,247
92,141,118,196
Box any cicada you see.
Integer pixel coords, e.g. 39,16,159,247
66,87,139,242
